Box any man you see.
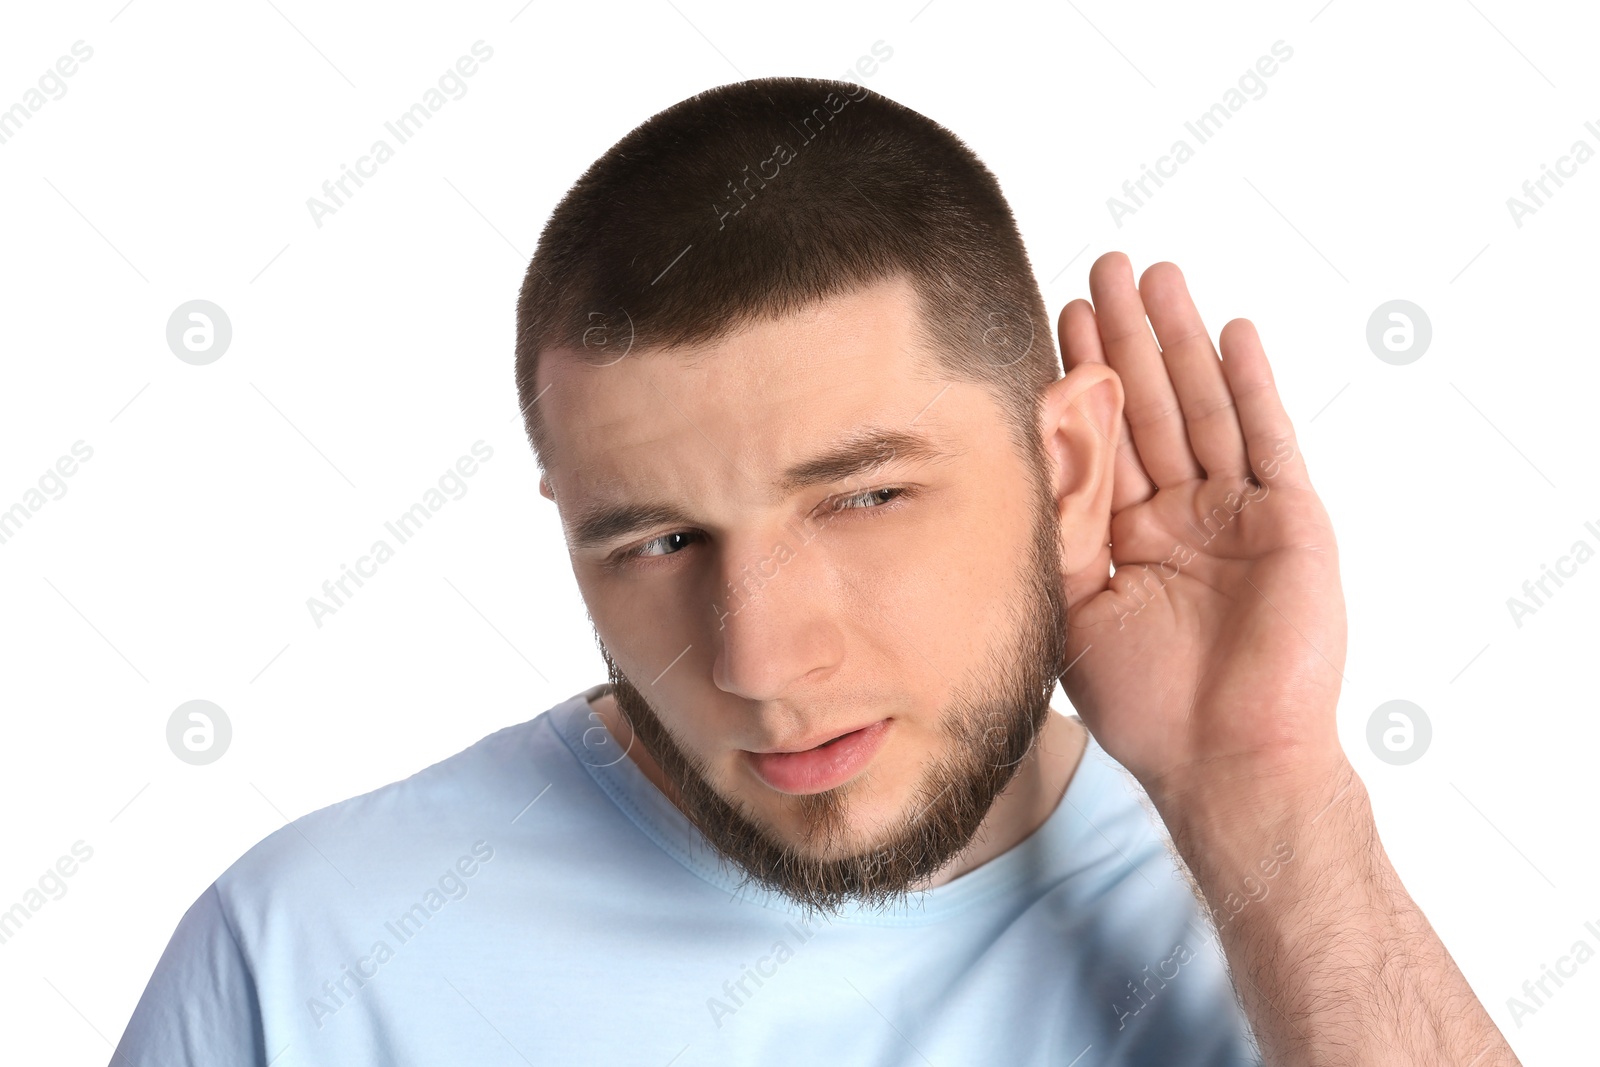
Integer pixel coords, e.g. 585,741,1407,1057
113,77,1517,1065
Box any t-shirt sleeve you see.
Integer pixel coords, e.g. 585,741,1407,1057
110,881,268,1067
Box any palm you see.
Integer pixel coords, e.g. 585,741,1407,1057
1055,255,1347,800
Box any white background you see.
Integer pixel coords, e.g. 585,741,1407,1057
1,0,1595,1063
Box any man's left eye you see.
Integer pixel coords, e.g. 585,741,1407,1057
630,531,699,559
618,486,909,566
830,486,904,511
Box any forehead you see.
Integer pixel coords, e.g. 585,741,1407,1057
535,275,960,491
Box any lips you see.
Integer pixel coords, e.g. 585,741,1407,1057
750,721,884,754
743,720,891,795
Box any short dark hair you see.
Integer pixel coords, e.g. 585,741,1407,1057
514,75,1060,473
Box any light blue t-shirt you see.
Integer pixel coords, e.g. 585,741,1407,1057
112,685,1259,1065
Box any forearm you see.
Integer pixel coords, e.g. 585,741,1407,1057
1154,758,1518,1067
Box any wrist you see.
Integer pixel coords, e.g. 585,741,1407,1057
1153,756,1396,1002
1149,752,1375,889
1143,756,1504,1063
1147,743,1356,832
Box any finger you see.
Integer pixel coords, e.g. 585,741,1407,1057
1216,318,1311,489
1139,262,1250,479
1087,252,1204,488
1058,298,1155,510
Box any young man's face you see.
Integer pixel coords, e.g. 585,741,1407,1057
535,274,1079,913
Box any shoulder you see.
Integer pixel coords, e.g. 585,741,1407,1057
209,694,587,931
112,695,602,1064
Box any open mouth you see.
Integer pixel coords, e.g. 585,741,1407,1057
744,720,891,795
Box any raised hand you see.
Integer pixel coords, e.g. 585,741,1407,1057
1055,252,1348,808
1049,253,1519,1067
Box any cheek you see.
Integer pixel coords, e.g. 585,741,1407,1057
577,576,720,738
579,562,711,658
851,517,1022,671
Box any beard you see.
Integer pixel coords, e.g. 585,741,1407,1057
595,464,1068,918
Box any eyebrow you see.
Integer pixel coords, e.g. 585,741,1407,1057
563,426,953,554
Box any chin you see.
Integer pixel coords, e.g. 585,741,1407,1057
746,771,908,848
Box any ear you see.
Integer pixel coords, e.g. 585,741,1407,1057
539,475,554,501
1039,362,1123,607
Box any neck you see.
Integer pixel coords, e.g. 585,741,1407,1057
917,706,1087,889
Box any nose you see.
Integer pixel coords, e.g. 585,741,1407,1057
708,531,843,702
